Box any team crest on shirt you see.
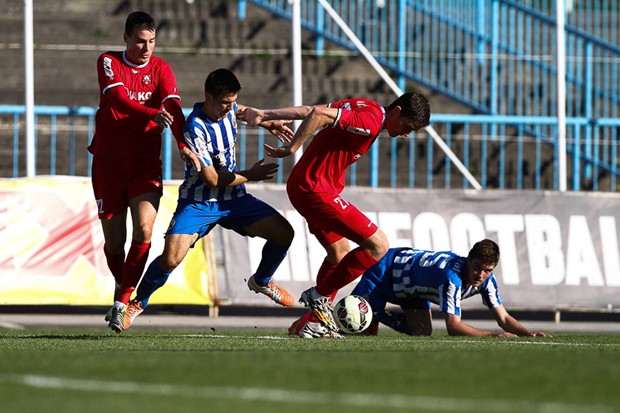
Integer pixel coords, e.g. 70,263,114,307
353,154,362,160
142,74,152,85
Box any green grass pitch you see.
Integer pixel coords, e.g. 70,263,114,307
1,328,619,413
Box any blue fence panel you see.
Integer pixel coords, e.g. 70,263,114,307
244,1,620,124
2,106,620,192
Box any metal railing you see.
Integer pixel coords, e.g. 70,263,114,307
2,105,619,192
237,0,620,189
241,0,620,119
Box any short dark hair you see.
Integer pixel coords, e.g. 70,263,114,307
125,11,156,36
387,91,431,130
204,68,242,98
467,239,500,266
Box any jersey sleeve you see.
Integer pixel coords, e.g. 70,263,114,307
158,61,181,104
439,271,463,316
480,275,503,308
97,53,124,94
332,99,384,139
183,120,213,167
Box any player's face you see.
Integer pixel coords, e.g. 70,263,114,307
464,258,496,287
124,29,156,65
385,108,423,138
203,91,238,121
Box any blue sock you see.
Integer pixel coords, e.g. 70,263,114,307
135,256,172,308
252,242,289,286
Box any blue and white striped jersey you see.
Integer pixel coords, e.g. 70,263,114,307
178,102,247,203
391,248,502,316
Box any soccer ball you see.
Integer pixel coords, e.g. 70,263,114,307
333,295,373,334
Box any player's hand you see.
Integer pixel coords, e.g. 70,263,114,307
265,120,294,143
495,332,518,337
237,107,263,127
244,159,279,181
153,111,174,129
528,331,553,337
179,147,202,172
263,142,295,158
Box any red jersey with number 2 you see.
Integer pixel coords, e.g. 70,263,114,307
287,98,386,195
89,51,180,158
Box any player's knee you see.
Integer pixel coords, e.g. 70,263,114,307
281,220,294,245
159,253,182,272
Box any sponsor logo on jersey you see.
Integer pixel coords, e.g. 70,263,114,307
346,126,371,136
142,74,152,85
127,91,153,102
215,152,228,165
103,57,114,80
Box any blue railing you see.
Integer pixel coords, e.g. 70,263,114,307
2,105,619,192
241,0,620,119
238,0,620,188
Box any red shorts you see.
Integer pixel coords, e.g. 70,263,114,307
288,190,377,247
91,156,163,219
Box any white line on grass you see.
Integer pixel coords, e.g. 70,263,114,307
0,322,25,330
181,334,620,348
2,374,613,413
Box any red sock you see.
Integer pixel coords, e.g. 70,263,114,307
118,241,151,304
104,246,125,300
288,311,313,335
316,247,378,297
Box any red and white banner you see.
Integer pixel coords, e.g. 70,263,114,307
0,177,214,306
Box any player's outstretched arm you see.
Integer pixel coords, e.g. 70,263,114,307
264,106,340,158
490,305,553,337
199,159,278,187
238,105,315,127
444,313,517,337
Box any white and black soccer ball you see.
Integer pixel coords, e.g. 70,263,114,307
333,295,373,334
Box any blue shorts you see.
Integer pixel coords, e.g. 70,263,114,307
167,194,279,239
351,248,430,314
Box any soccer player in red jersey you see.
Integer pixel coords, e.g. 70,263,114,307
88,11,199,333
241,92,431,337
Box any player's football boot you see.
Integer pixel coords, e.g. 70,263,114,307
298,321,344,339
104,283,122,322
104,307,113,322
299,287,340,333
123,300,144,331
108,305,126,334
247,275,294,307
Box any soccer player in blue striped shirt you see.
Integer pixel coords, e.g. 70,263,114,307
292,239,552,337
119,69,297,331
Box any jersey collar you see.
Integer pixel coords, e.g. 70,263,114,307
122,51,150,69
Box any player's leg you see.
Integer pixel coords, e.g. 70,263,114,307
243,216,295,306
108,158,164,332
120,233,198,332
222,195,295,306
134,232,198,307
116,192,159,302
91,156,131,323
126,201,219,331
101,213,127,298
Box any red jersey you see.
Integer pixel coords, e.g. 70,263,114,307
89,51,181,158
287,98,386,194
